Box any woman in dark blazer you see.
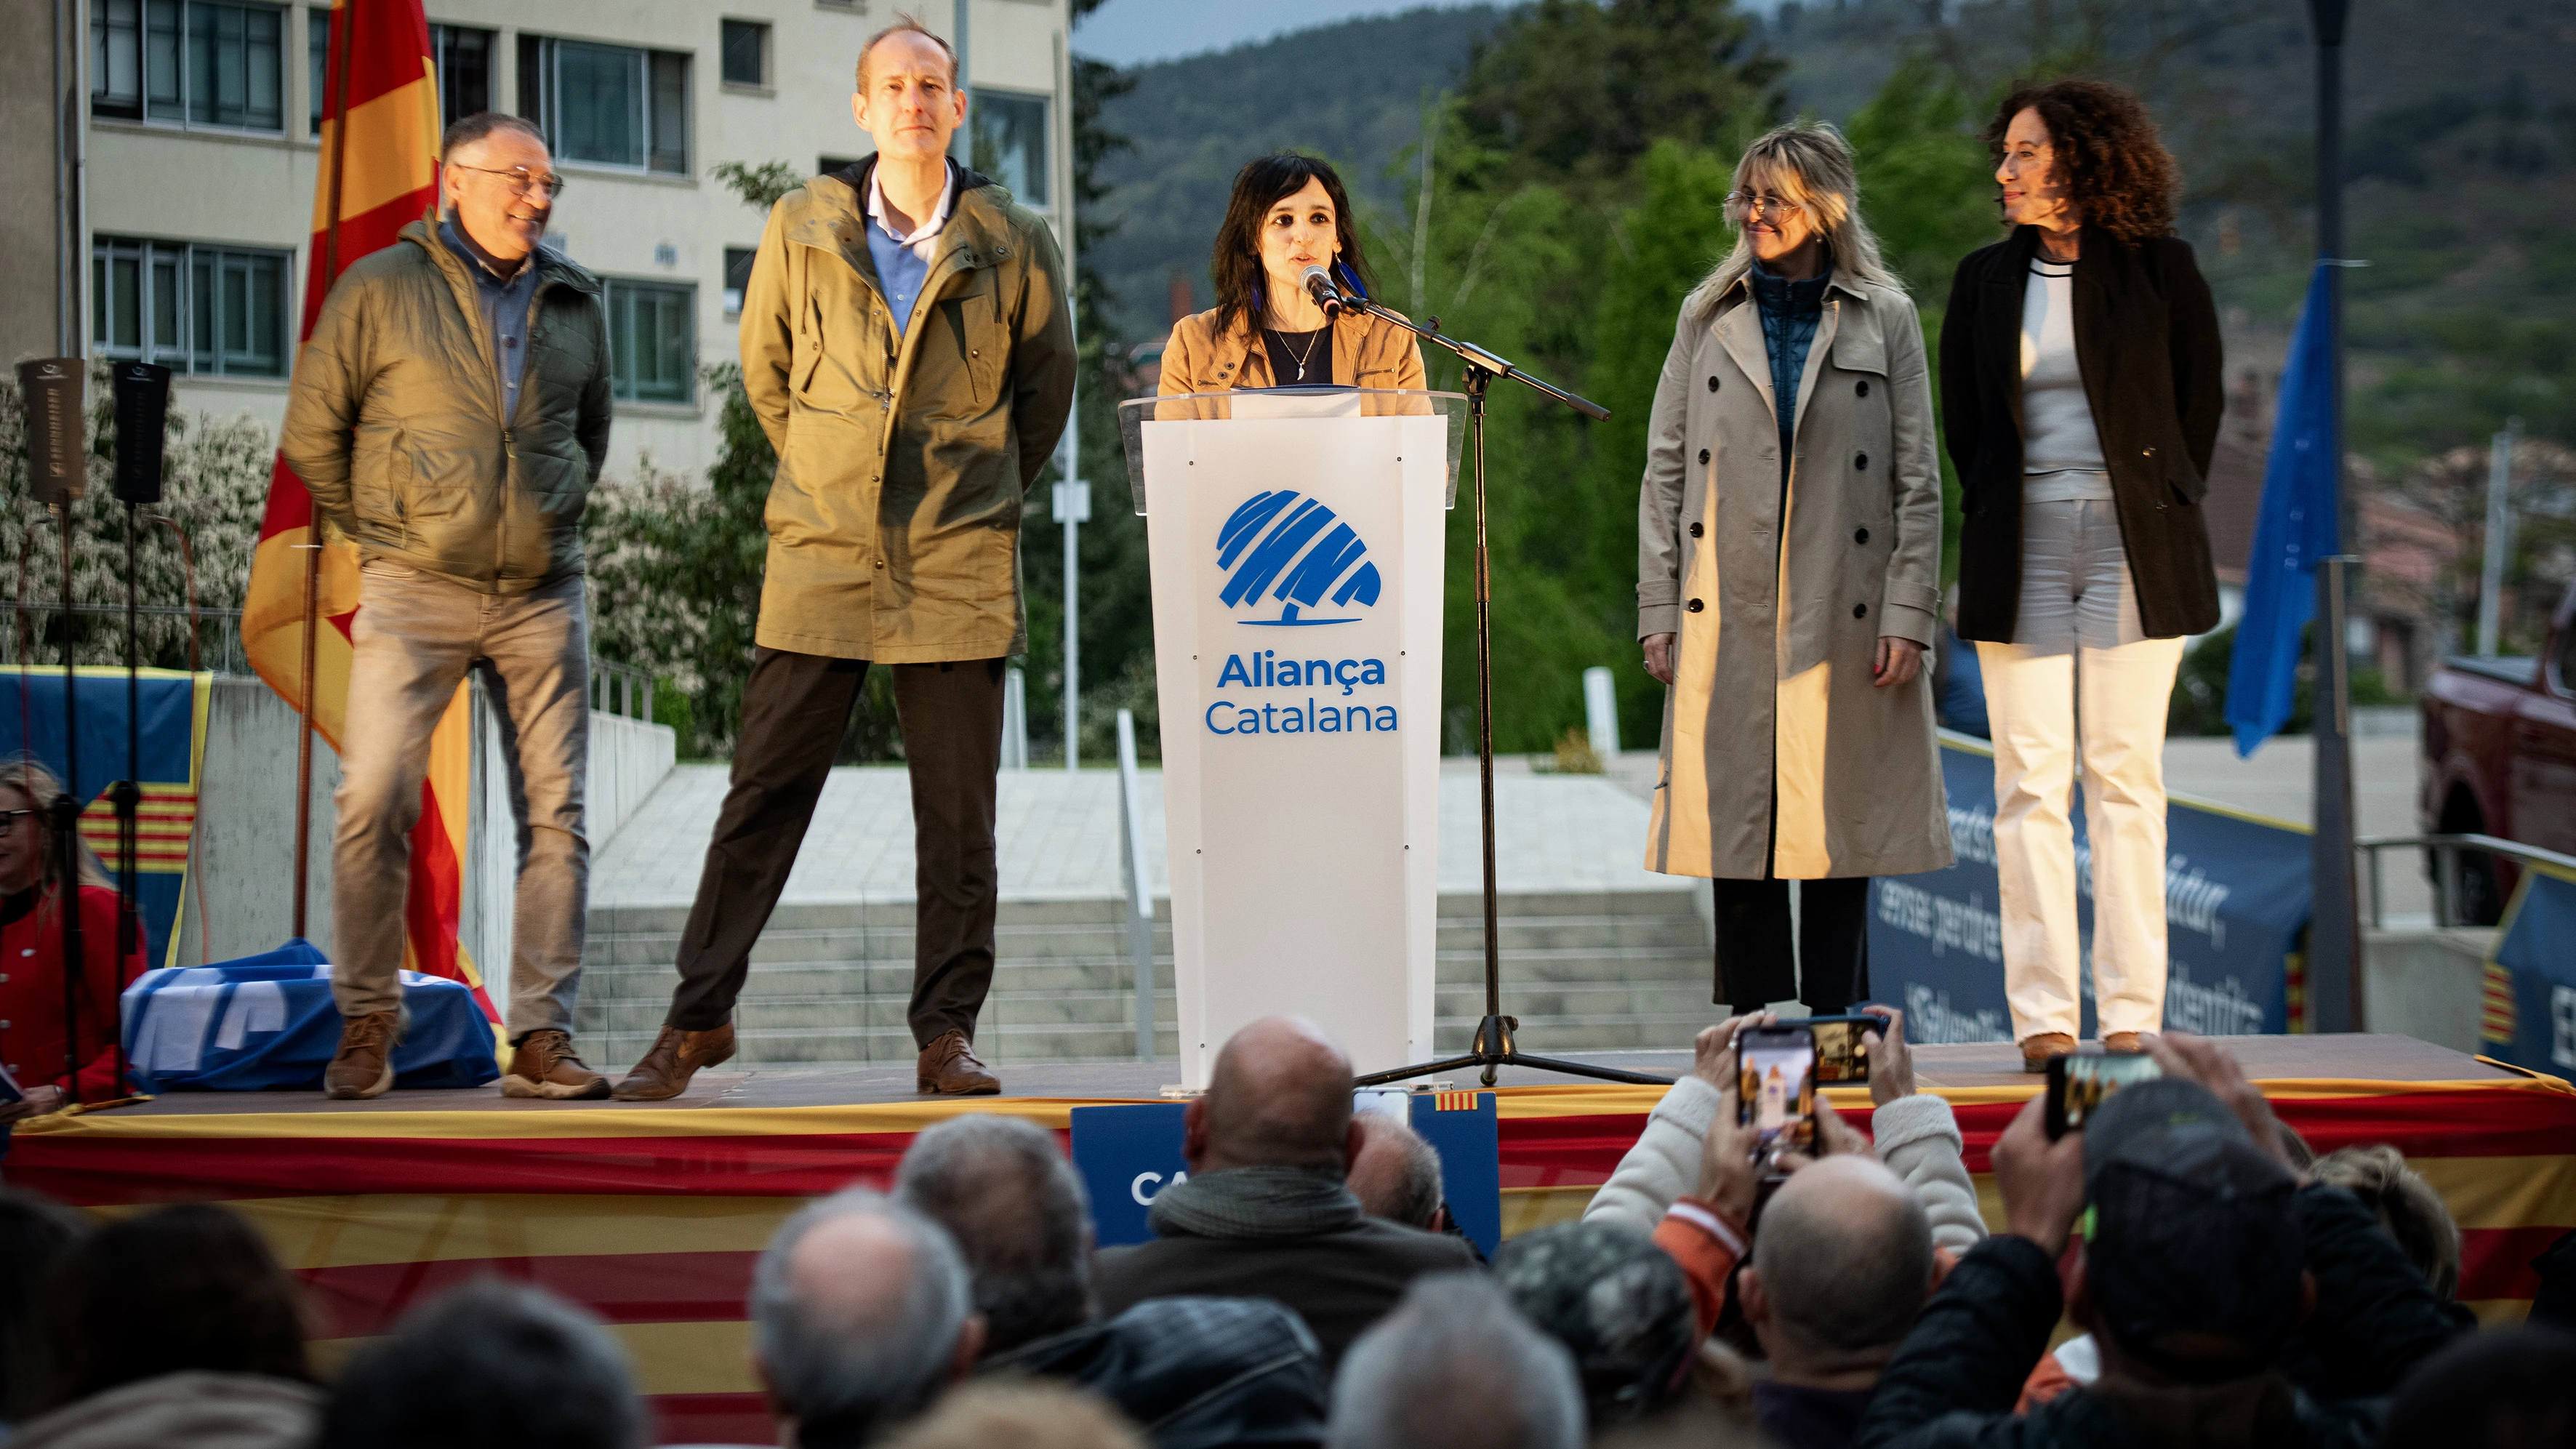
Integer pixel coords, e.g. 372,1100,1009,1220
1938,79,2223,1072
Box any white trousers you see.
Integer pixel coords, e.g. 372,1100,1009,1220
1975,500,2186,1042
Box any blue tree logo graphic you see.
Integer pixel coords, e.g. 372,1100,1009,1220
1215,490,1381,627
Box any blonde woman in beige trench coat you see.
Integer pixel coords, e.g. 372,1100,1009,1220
1637,123,1953,1015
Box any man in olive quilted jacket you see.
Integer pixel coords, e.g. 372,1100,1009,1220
281,111,611,1104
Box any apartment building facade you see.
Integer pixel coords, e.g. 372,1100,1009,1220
28,0,1074,478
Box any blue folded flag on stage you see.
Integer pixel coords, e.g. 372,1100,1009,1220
2225,262,2342,758
121,938,499,1092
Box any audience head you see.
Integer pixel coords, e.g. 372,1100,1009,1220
751,1189,983,1442
1491,1222,1696,1427
1188,1016,1358,1176
1329,1275,1584,1449
2311,1144,2460,1299
2385,1325,2576,1449
1347,1110,1443,1230
1742,1155,1935,1383
41,1202,310,1412
2074,1079,2308,1383
318,1281,642,1449
0,1190,89,1422
895,1115,1094,1353
879,1381,1146,1449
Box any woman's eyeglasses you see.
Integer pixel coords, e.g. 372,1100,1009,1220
450,164,569,200
0,808,37,838
1723,191,1805,220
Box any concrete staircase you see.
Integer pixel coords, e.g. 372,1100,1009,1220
575,888,1712,1070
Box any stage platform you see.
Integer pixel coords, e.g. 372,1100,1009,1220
9,1034,2571,1447
84,1032,2522,1113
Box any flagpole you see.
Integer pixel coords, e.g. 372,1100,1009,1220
2305,0,2362,1033
294,0,357,942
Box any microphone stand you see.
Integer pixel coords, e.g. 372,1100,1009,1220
1333,299,1669,1089
110,498,140,1099
47,506,87,1107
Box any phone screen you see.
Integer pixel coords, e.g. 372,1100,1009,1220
2047,1053,2164,1138
1736,1028,1817,1157
1807,1015,1874,1085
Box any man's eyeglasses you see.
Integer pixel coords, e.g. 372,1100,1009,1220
0,808,36,838
451,164,568,200
1723,191,1805,220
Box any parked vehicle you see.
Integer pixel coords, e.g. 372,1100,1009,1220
2419,582,2576,923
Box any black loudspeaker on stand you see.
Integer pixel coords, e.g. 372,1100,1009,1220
105,362,169,1101
1328,310,1671,1090
17,358,104,1104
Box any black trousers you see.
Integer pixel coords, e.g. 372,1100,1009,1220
665,648,1006,1048
1711,877,1871,1015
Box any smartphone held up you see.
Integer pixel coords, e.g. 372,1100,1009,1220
1736,1026,1818,1162
2045,1051,2164,1139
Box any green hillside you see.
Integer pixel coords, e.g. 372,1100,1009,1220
1086,5,1502,336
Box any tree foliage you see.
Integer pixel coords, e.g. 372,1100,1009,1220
0,363,266,670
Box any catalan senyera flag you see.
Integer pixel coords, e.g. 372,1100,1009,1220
243,0,497,1028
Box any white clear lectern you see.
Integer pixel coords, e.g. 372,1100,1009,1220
1118,390,1466,1087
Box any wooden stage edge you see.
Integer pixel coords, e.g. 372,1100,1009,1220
97,1034,2525,1117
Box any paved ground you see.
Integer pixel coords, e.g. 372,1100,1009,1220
593,765,1678,907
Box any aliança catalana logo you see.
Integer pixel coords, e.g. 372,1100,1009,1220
1205,489,1397,736
1216,489,1381,626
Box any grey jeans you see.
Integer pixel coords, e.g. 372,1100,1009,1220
332,561,589,1038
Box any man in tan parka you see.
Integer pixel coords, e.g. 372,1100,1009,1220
613,18,1075,1100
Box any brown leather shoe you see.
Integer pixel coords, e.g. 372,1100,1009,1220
502,1028,611,1100
2103,1031,2145,1055
325,1011,403,1100
2019,1032,2077,1075
918,1030,1000,1096
611,1023,737,1101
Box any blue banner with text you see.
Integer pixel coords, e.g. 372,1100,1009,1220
1867,736,2309,1044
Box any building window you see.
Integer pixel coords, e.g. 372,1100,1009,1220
431,25,495,129
92,236,292,378
605,279,694,404
819,154,864,180
971,89,1048,206
306,7,324,136
720,20,769,89
518,36,689,175
93,0,145,119
97,0,284,132
723,247,757,316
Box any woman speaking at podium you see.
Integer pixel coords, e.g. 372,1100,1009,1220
1159,153,1425,396
1636,124,1951,1019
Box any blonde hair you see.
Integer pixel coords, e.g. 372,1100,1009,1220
0,755,113,893
2310,1144,2462,1299
1685,122,1900,321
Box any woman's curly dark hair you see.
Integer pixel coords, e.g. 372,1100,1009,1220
1985,79,2180,242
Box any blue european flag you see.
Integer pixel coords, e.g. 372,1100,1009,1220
2225,264,2342,758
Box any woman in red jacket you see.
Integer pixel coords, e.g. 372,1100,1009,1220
0,758,145,1118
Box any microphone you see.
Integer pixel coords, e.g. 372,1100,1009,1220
1301,264,1347,321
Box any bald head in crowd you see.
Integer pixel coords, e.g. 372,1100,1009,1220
1348,1111,1444,1229
1187,1016,1361,1175
751,1190,984,1444
1741,1156,1935,1383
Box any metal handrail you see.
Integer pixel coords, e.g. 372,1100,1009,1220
1115,708,1157,1063
2355,832,2576,928
588,657,655,722
7,598,657,723
4,601,246,673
